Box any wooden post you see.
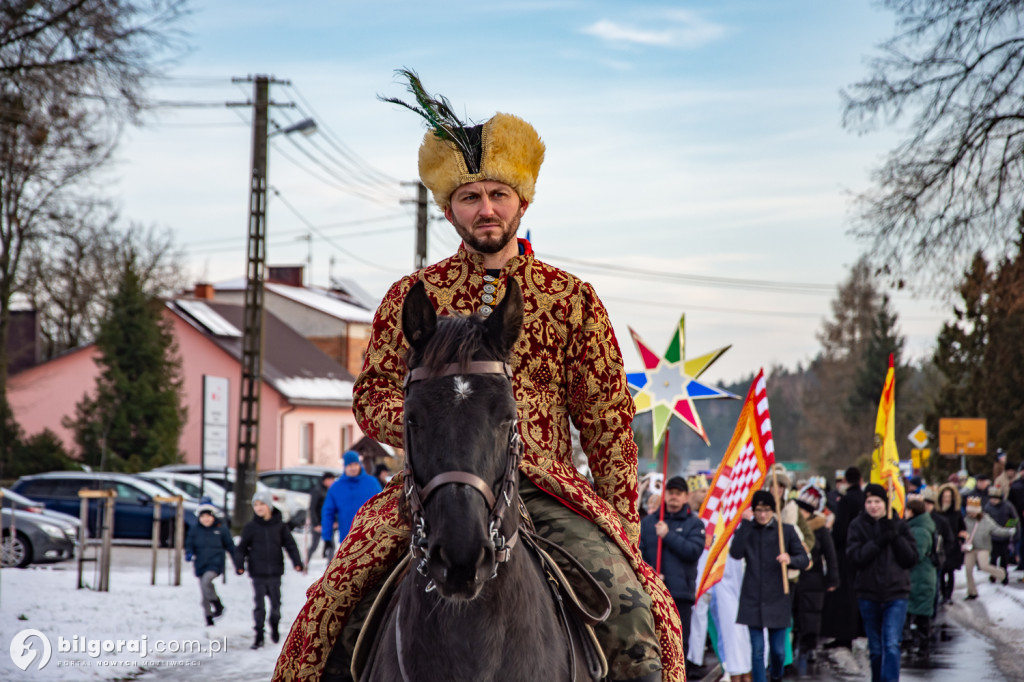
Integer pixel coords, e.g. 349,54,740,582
173,498,184,586
151,499,161,586
99,494,115,592
772,467,789,595
151,496,184,586
77,490,115,591
655,430,670,575
77,496,89,589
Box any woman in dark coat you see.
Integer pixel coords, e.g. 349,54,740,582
731,490,810,682
822,466,865,647
936,483,966,604
793,487,839,673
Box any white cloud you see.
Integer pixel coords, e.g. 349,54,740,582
581,10,727,49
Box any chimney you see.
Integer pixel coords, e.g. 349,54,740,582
194,283,215,300
268,265,304,287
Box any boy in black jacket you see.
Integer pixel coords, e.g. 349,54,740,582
184,504,239,626
236,490,303,649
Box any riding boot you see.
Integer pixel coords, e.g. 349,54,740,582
251,630,264,650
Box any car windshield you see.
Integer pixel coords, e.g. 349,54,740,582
140,477,195,500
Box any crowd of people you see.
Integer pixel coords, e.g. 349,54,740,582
639,459,1023,682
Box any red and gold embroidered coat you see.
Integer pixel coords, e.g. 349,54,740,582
274,240,684,681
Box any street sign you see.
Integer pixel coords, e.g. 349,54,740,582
907,424,929,449
911,448,931,469
202,376,230,469
938,418,987,456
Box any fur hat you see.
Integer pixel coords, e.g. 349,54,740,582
922,487,937,504
770,465,791,489
965,496,983,514
936,483,962,511
419,112,545,209
988,485,1003,498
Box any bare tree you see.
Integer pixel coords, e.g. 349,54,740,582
843,0,1024,286
21,206,187,358
0,1,188,457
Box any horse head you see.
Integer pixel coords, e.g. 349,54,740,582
400,279,524,601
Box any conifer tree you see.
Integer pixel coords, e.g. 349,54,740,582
66,256,185,471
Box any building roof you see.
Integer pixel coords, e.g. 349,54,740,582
169,299,355,406
214,278,374,325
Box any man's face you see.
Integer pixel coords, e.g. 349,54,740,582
865,495,887,519
345,462,362,478
976,480,990,491
444,181,527,255
664,488,688,513
323,476,335,488
989,495,1001,506
753,504,774,526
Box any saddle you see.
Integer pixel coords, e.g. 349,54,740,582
351,514,611,682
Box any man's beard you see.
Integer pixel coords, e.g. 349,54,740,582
450,210,522,254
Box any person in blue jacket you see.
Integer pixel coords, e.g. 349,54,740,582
184,503,239,626
640,475,706,661
321,450,382,553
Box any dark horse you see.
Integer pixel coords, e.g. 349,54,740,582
356,280,605,682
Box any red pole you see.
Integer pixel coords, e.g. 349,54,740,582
655,429,670,574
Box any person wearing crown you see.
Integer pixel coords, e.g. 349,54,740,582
274,71,683,682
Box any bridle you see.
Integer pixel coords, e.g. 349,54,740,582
402,360,523,588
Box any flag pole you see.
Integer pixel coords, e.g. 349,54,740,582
887,477,894,519
772,466,789,594
655,429,670,574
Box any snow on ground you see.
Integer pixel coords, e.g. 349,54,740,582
0,537,328,682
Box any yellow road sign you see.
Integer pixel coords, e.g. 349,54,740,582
938,418,987,455
908,424,929,449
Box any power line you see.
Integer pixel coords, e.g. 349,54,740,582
269,187,405,273
284,83,401,187
182,224,411,256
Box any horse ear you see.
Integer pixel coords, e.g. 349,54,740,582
402,281,437,352
485,278,524,356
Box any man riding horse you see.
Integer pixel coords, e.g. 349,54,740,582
273,71,684,682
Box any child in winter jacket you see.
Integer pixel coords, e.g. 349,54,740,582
236,490,303,649
184,504,239,626
962,495,1016,599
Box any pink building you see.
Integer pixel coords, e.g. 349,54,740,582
8,298,363,472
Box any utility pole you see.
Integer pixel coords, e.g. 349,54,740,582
227,74,291,529
402,181,429,269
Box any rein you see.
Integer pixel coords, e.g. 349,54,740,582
402,360,523,586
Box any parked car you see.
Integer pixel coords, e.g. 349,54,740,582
11,472,199,545
150,465,297,526
1,507,77,568
2,487,83,535
139,471,234,514
258,467,341,528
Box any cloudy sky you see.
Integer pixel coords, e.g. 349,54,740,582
109,0,948,385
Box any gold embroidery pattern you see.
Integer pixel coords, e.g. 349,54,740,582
273,244,684,681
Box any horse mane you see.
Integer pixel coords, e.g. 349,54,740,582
406,312,502,373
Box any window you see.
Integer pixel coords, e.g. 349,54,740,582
300,423,314,464
340,425,353,454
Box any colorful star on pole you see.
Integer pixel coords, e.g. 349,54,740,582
627,315,738,446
